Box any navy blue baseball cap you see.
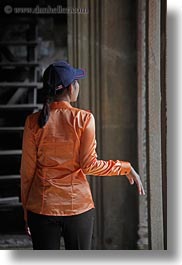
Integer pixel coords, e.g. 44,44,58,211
43,60,86,90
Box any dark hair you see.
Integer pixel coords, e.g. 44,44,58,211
38,80,76,128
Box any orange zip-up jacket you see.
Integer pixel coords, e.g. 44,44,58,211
20,101,131,221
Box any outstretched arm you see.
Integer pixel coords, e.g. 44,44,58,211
80,113,145,195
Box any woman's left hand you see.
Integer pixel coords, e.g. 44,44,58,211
126,166,145,195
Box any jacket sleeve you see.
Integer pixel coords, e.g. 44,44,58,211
80,113,131,176
20,116,37,221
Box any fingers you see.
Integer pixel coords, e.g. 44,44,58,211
129,178,134,185
25,224,31,237
140,184,145,195
27,227,31,237
136,179,145,195
130,179,134,185
132,170,145,195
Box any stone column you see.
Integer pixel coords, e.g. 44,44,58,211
137,0,149,250
147,0,164,250
137,0,166,250
99,0,138,250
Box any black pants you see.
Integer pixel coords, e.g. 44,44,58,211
27,208,95,250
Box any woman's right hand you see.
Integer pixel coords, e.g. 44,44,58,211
25,223,31,237
126,166,145,195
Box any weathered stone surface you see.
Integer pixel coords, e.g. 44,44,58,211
0,234,65,250
0,235,32,250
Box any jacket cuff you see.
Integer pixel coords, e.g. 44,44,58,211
120,161,131,175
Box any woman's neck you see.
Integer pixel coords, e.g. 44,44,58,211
54,95,70,103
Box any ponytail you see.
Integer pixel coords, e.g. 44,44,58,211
38,96,50,128
38,63,76,128
38,66,53,128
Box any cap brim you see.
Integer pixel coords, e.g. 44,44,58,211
74,68,86,79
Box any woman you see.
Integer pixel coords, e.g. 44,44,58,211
20,60,145,250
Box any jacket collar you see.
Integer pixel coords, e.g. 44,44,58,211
50,101,72,109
